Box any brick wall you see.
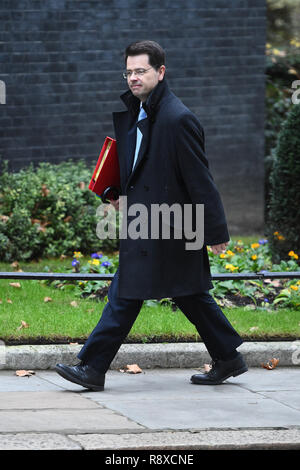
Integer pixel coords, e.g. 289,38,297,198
0,0,266,234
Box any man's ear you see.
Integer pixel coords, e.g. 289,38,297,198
158,65,166,81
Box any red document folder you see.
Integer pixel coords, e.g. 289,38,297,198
89,137,120,202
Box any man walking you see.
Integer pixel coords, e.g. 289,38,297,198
55,40,247,390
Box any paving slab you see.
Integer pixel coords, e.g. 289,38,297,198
0,370,61,392
0,391,100,410
0,408,144,434
1,368,300,450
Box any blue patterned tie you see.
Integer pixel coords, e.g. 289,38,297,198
132,106,147,172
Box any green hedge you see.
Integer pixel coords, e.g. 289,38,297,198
0,160,119,262
267,103,300,263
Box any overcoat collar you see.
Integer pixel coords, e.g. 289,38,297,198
120,78,171,122
114,79,171,190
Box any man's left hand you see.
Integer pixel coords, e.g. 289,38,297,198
210,242,229,255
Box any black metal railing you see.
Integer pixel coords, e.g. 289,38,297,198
0,271,300,281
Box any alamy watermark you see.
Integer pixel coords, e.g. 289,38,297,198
291,340,300,365
291,80,300,104
0,340,6,368
96,196,204,250
0,80,6,104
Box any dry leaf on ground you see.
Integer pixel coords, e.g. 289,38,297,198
15,370,35,377
70,300,79,307
44,296,52,302
10,261,19,269
9,282,21,288
261,358,279,370
204,363,212,373
120,364,142,374
17,320,29,330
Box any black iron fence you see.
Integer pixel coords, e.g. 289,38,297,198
0,271,300,281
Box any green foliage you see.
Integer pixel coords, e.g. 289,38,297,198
266,103,300,262
264,38,300,224
48,239,300,311
0,159,119,262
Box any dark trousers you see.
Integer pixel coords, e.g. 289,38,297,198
78,269,243,373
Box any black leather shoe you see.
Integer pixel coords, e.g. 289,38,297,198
190,352,248,385
55,363,105,391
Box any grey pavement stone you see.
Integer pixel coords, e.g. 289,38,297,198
0,370,61,392
1,341,300,370
0,391,101,410
80,368,300,430
70,429,300,450
0,409,144,433
1,368,300,446
0,433,81,450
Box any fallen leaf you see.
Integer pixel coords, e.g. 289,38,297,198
123,364,142,374
0,299,2,304
70,300,79,307
15,370,35,377
261,358,279,370
7,298,13,304
270,280,281,287
10,261,19,269
9,282,21,288
249,326,259,332
44,296,52,302
17,320,29,330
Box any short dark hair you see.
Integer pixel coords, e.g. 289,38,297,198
124,40,165,69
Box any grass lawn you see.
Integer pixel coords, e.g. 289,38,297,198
1,234,299,344
0,276,299,344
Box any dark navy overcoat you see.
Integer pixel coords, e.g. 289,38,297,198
112,79,230,299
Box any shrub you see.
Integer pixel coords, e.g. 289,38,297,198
0,159,119,261
266,103,300,263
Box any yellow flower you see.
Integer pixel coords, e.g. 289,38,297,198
290,39,300,48
251,243,260,249
274,231,285,240
290,285,298,291
251,255,257,260
266,43,272,49
296,280,300,285
225,264,238,272
272,48,285,57
289,251,299,260
92,259,100,265
226,250,235,256
74,251,83,259
219,253,226,258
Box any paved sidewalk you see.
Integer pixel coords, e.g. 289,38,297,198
0,367,300,450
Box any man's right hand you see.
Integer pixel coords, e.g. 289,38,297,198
109,198,120,211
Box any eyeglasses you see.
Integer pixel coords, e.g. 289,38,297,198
122,67,153,79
